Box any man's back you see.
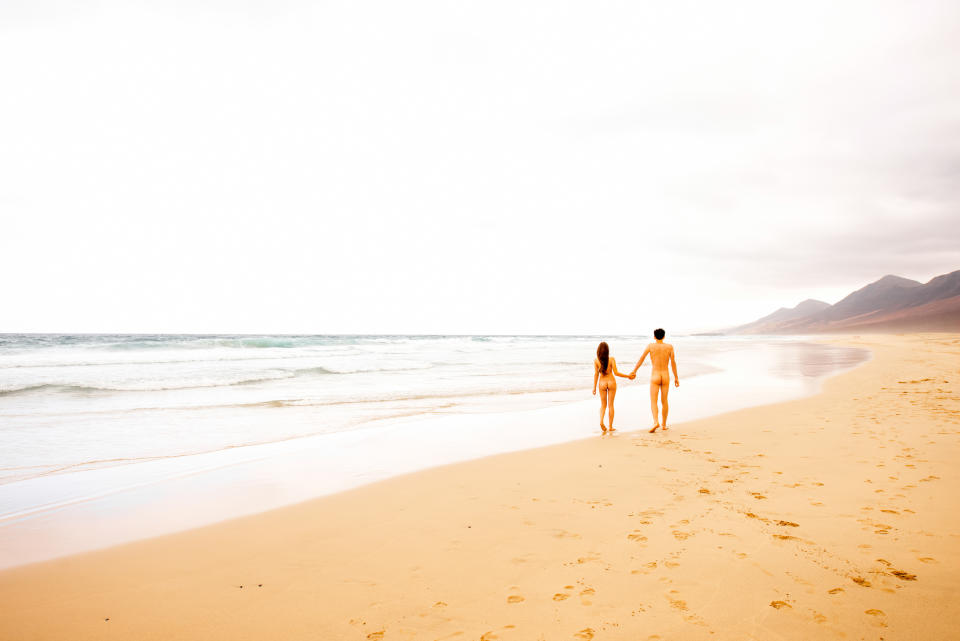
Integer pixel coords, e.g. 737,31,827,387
648,342,673,372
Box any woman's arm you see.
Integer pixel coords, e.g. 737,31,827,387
611,358,632,378
631,347,650,376
592,359,599,395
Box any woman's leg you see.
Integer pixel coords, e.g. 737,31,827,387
599,385,608,430
607,384,617,431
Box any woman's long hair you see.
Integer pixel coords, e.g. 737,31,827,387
597,341,609,375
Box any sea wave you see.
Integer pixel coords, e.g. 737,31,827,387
0,353,348,370
0,382,592,416
0,368,331,396
0,361,446,396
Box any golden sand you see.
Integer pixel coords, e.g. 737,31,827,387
1,334,958,640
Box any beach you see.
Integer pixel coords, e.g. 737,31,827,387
1,333,958,640
0,334,865,568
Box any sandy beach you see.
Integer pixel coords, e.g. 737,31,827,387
1,333,957,640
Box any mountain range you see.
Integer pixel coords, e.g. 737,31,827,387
729,269,960,334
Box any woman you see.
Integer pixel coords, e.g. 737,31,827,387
593,341,634,432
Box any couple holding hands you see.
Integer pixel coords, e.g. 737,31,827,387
592,329,679,434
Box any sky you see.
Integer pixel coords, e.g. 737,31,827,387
2,1,959,334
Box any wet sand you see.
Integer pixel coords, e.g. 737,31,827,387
1,334,957,640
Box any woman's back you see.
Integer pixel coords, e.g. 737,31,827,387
595,356,617,378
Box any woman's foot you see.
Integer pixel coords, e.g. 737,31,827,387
661,425,669,431
608,426,617,432
600,423,608,432
649,424,660,433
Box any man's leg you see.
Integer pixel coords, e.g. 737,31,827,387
660,382,670,430
649,378,660,432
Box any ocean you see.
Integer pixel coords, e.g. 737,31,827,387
0,333,868,567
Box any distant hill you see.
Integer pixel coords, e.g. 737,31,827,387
729,269,960,334
731,299,831,334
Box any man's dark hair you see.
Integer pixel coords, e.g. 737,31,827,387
654,328,665,340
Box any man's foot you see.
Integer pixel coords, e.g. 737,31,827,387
649,424,660,433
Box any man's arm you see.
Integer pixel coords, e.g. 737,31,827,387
670,346,679,387
631,347,650,375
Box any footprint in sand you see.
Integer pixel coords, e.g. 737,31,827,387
827,587,844,595
851,577,872,587
666,591,688,611
573,629,595,640
776,520,799,527
672,530,693,540
890,570,917,581
751,492,767,500
918,557,937,564
865,609,885,616
628,531,648,543
553,593,569,601
507,595,525,603
367,632,385,641
770,601,792,610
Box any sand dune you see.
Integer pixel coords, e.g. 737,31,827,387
1,334,958,640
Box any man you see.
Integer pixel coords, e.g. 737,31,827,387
631,328,679,433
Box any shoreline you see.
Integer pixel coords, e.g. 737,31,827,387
2,334,957,639
0,340,867,569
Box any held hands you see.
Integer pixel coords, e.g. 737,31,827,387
628,373,636,380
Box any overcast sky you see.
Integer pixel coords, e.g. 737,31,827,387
2,1,958,334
